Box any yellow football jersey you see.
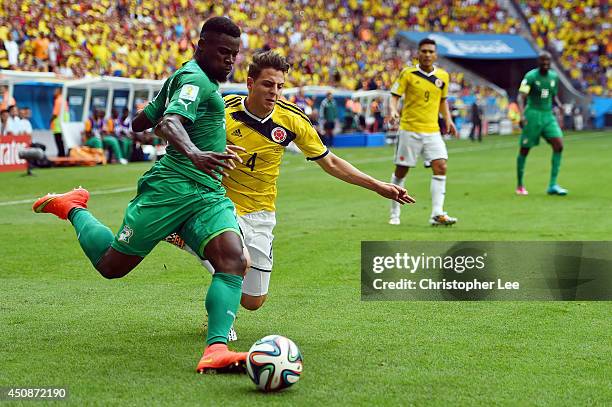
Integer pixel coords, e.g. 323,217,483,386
223,95,328,215
390,65,449,133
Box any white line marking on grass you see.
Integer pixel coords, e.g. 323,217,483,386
2,132,607,206
0,187,136,207
284,132,609,171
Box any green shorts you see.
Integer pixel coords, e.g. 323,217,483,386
520,109,563,148
111,163,240,257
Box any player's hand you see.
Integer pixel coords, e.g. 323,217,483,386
377,183,416,204
388,110,400,130
519,118,527,129
447,121,458,138
189,150,241,180
226,144,246,161
222,144,246,175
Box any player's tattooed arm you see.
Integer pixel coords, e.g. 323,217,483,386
154,113,243,179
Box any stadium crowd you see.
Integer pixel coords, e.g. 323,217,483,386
519,0,611,96
0,0,518,91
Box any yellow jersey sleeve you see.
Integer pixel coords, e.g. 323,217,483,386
276,100,328,160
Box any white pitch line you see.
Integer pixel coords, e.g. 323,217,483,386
2,132,607,207
0,186,136,207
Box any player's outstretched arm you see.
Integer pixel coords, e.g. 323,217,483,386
315,152,415,204
154,113,242,179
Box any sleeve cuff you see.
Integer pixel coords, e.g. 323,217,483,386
163,108,195,124
306,149,329,161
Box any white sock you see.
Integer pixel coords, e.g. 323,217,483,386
390,174,405,217
431,175,446,217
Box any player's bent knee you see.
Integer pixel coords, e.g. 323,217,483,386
432,159,447,175
96,263,131,279
95,249,142,279
209,251,248,277
241,294,267,311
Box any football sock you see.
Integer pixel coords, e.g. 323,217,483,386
431,175,446,216
517,154,527,187
205,272,243,345
549,151,562,187
390,174,405,216
68,208,114,267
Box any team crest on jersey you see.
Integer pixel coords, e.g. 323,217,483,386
118,225,133,243
551,80,555,86
435,78,443,88
271,127,287,143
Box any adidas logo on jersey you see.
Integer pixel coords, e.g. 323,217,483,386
231,128,242,137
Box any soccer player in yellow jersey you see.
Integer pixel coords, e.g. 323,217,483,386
388,38,458,226
168,51,414,339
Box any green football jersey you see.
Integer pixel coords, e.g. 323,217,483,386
518,68,559,111
144,60,226,190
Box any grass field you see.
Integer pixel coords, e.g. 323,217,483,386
1,131,610,406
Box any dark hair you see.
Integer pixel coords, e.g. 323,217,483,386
7,104,17,111
1,109,8,114
247,51,290,80
418,38,436,49
200,16,241,39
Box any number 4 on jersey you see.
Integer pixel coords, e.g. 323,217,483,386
245,153,257,171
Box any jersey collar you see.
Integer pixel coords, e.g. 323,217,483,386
242,97,274,123
416,64,437,77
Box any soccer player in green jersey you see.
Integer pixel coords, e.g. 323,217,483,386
33,17,251,373
516,51,568,196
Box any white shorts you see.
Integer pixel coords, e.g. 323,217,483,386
200,211,275,297
394,130,448,167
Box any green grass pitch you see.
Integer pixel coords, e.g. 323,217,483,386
0,131,610,406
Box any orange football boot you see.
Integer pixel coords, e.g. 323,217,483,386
32,187,90,220
196,343,247,374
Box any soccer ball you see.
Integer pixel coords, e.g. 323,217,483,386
246,335,303,392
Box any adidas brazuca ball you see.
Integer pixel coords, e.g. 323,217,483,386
246,335,303,392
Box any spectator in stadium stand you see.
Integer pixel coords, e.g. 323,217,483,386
4,33,19,69
5,105,21,136
51,88,69,157
469,99,483,142
32,34,50,70
0,86,16,111
18,107,33,137
7,1,521,93
320,92,337,146
0,109,9,136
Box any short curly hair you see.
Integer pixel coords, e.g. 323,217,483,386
200,16,241,39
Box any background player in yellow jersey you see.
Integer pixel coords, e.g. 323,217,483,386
168,51,414,338
388,38,458,226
